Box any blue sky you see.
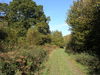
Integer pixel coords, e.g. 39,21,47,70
0,0,73,36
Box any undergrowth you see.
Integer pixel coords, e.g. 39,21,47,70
0,46,48,75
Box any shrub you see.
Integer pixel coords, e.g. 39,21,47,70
0,27,18,52
0,46,48,75
27,28,51,45
27,28,42,45
74,53,100,75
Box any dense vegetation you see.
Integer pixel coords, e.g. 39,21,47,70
66,0,100,74
64,34,71,47
1,0,100,75
0,46,47,75
0,0,51,74
0,0,65,74
0,0,51,46
51,31,64,48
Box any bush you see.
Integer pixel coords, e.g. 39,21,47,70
0,46,48,75
74,53,100,75
27,28,42,45
27,27,51,45
0,27,18,52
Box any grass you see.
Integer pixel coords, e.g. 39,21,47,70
41,49,87,75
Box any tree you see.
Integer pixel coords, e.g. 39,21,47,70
27,27,41,45
64,34,71,46
0,3,8,16
1,0,50,37
27,27,51,45
66,0,100,55
35,22,50,35
0,0,51,46
51,31,64,48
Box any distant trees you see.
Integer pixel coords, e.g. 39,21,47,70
51,31,64,48
66,0,100,56
64,34,71,46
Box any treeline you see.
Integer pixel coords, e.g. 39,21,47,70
51,31,64,48
66,0,100,74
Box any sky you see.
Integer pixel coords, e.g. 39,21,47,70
0,0,73,36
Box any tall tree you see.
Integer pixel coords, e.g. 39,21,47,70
2,0,50,36
0,0,51,45
66,0,100,55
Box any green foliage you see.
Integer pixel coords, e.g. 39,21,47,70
74,53,100,75
27,27,42,45
7,0,36,29
64,34,71,47
0,27,18,52
0,46,48,75
27,27,51,45
0,0,50,37
66,0,100,55
0,0,51,46
0,3,8,16
51,31,64,48
0,28,8,41
66,0,100,74
0,0,51,74
35,22,50,35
